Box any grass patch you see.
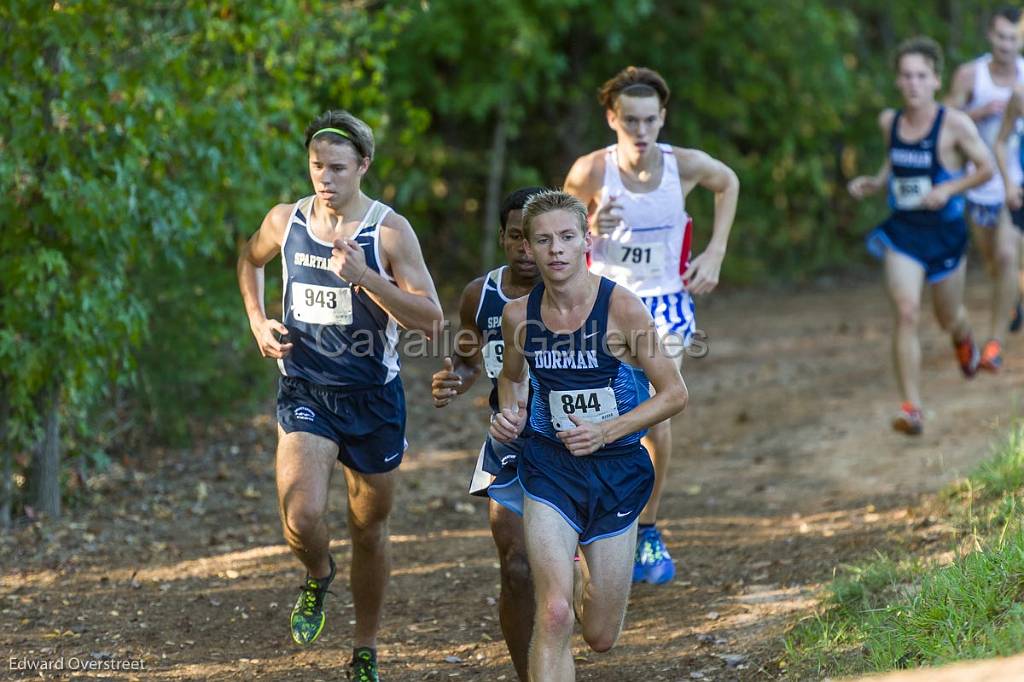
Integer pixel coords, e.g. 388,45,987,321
782,424,1024,678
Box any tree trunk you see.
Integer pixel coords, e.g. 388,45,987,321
947,0,961,57
556,19,595,168
481,105,509,270
31,380,61,519
0,383,10,530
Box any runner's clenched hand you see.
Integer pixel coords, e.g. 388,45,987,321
253,318,293,359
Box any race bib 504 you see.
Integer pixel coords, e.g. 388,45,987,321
892,175,932,210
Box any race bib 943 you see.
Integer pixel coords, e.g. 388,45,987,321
292,282,353,326
548,387,619,431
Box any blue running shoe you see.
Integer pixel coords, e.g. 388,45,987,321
633,526,676,584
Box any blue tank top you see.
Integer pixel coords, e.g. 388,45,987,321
524,277,649,455
1019,128,1024,182
279,197,400,388
887,106,965,226
474,266,512,412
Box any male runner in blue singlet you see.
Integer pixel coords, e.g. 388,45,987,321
490,190,687,680
430,187,544,680
237,110,444,681
564,66,739,585
849,38,993,435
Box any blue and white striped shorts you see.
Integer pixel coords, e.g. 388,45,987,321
641,290,696,348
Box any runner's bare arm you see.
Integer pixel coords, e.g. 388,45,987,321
945,63,974,111
676,148,740,295
559,290,687,456
490,298,529,443
564,151,621,235
848,110,894,199
946,62,1001,122
926,109,994,206
995,86,1024,210
334,211,445,338
432,278,486,408
238,203,293,359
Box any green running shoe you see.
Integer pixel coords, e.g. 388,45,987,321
347,647,379,681
290,555,336,645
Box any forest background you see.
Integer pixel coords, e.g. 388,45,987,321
0,0,1009,520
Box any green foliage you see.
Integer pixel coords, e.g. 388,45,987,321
385,0,1007,283
0,0,418,501
0,0,1014,513
863,535,1024,668
784,555,927,676
959,425,1024,504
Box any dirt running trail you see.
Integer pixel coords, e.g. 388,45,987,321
3,274,1023,681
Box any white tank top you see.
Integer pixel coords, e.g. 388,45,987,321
966,53,1024,204
589,144,692,297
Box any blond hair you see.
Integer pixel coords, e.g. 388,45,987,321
521,190,588,239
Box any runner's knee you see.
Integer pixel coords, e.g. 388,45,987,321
282,504,323,541
583,625,620,653
893,298,920,327
347,482,394,535
500,547,532,596
536,595,574,638
491,505,530,593
933,297,965,331
995,243,1017,273
348,512,389,550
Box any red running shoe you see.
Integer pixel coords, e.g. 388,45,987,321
980,339,1003,373
954,335,980,378
892,402,923,436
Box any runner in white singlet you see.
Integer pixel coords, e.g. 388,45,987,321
590,143,695,348
947,6,1024,369
564,66,739,586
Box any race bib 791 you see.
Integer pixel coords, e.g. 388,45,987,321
609,242,665,279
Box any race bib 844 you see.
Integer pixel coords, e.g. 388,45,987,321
547,387,619,431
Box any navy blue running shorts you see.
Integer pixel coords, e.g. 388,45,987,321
469,434,525,500
516,436,654,545
1009,201,1024,233
277,376,407,474
866,215,968,283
